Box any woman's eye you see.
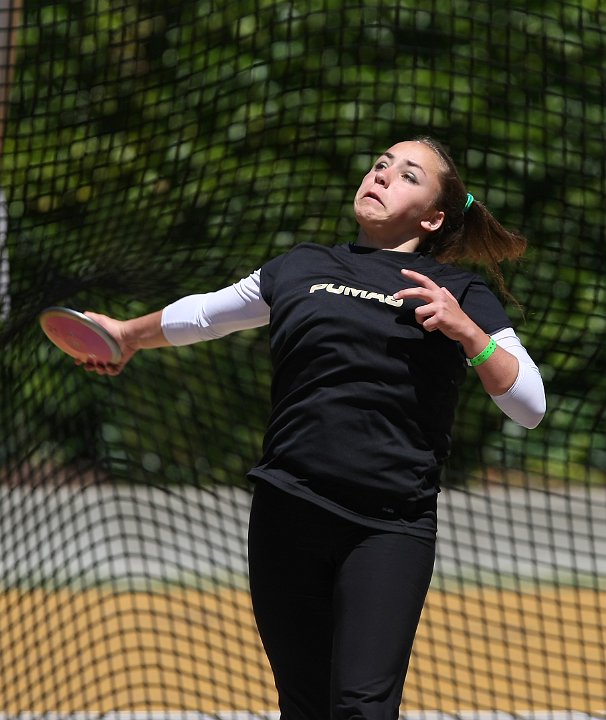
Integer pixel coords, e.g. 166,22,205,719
374,161,388,170
403,172,418,184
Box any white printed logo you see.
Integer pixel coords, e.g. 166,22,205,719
309,283,403,307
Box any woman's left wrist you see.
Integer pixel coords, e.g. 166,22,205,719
466,337,497,366
460,328,492,360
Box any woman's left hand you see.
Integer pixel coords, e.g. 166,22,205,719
394,268,521,396
392,268,475,343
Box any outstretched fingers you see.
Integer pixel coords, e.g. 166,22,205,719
393,268,471,341
393,268,453,308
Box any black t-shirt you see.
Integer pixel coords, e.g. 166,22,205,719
248,243,511,534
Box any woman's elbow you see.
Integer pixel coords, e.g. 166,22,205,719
517,392,547,430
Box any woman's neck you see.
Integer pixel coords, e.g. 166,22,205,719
355,229,422,253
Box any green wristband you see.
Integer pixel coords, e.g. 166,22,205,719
467,337,497,367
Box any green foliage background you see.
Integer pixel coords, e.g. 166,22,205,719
1,0,605,487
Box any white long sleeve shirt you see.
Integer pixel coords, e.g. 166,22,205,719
161,270,545,429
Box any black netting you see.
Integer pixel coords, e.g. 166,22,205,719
1,1,605,717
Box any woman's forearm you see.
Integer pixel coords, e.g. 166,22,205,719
122,311,172,350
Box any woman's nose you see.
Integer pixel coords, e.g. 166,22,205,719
375,170,388,186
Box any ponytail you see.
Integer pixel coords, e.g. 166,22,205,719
415,136,527,303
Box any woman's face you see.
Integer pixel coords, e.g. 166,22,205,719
353,140,445,245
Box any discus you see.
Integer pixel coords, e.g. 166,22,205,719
39,307,122,364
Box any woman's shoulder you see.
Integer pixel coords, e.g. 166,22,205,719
418,255,480,281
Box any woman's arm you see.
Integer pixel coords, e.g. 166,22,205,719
488,328,546,429
81,270,269,375
393,269,546,429
429,316,545,430
161,269,269,344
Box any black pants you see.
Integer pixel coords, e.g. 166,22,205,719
248,481,436,720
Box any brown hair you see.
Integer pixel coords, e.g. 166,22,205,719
415,136,527,302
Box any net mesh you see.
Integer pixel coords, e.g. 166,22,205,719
1,1,605,717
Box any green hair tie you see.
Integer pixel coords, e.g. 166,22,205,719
464,192,475,213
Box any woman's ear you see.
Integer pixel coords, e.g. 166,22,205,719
420,210,445,234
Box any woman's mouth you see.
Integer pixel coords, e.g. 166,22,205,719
363,191,384,206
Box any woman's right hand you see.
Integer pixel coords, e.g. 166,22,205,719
76,312,138,376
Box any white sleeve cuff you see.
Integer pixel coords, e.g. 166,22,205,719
489,328,546,429
161,270,270,345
